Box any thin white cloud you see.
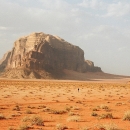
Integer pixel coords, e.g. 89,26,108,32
106,2,130,17
0,26,7,30
79,0,105,9
118,47,126,52
79,0,130,18
40,0,70,11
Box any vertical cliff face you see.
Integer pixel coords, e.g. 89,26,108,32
0,51,11,72
0,32,102,79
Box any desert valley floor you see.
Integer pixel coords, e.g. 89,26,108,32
0,78,130,130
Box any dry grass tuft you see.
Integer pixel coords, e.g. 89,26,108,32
13,105,20,111
8,127,15,130
56,123,68,130
30,115,44,126
97,123,121,130
0,114,6,120
51,109,67,114
123,110,130,121
22,116,30,122
91,112,98,117
68,112,79,116
67,116,80,122
99,113,113,119
18,124,30,130
100,104,109,110
65,106,72,112
92,108,99,111
25,109,33,114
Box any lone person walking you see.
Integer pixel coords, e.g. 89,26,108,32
78,88,79,92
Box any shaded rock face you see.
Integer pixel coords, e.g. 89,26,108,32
0,51,11,72
0,32,102,79
84,60,102,72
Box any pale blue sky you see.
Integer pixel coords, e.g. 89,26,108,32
0,0,130,76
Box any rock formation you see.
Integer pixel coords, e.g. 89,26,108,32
0,32,102,79
0,51,11,72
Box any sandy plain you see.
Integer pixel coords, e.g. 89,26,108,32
0,77,130,130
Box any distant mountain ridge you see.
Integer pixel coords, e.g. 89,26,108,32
0,32,102,79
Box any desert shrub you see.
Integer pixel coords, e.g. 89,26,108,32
123,110,130,121
51,109,67,114
80,127,90,130
25,109,33,114
7,127,15,130
72,106,80,110
67,116,80,122
0,114,6,120
91,112,98,117
27,105,35,109
43,107,51,112
100,104,109,110
10,113,21,118
68,112,78,116
65,106,71,112
13,105,20,111
22,116,30,122
97,123,120,130
30,115,44,126
115,102,122,106
56,123,68,130
18,124,30,130
80,128,88,130
76,100,82,104
92,108,99,111
37,105,46,109
99,113,113,119
105,108,112,112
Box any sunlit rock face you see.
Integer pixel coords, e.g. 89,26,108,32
0,32,102,78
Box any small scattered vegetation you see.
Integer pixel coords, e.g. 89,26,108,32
76,100,82,104
68,112,79,116
92,108,99,111
27,105,35,109
91,112,98,117
72,106,80,110
97,123,120,130
56,123,68,130
0,114,6,120
13,105,20,111
22,116,30,122
37,105,46,109
51,109,67,114
99,113,113,119
18,124,30,130
43,107,51,112
25,109,33,114
65,106,72,112
31,115,44,126
80,127,89,130
100,104,109,110
123,110,130,121
8,127,15,130
67,116,80,122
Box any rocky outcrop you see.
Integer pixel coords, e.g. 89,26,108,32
0,32,102,79
0,51,11,72
84,60,102,72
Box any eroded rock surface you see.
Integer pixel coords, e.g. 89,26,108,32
0,32,102,79
0,51,11,72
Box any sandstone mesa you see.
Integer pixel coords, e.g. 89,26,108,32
0,32,102,79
